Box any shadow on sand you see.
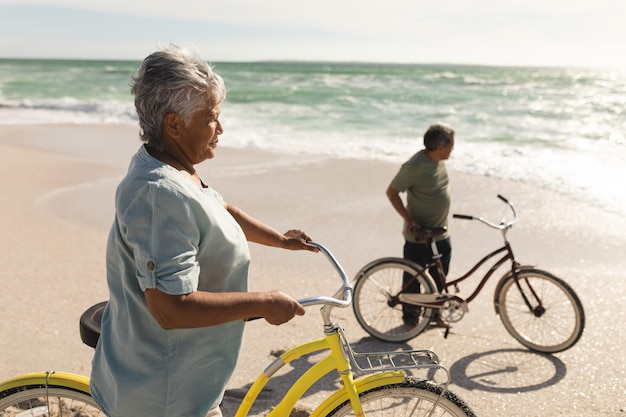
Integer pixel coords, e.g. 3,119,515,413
449,348,566,393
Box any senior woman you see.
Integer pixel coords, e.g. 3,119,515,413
90,45,318,417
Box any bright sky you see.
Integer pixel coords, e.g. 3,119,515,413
1,0,625,68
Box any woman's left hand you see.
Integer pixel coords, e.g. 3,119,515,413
282,229,319,252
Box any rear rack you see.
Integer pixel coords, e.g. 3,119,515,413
347,347,439,373
337,327,446,377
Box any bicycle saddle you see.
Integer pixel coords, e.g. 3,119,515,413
79,301,106,348
410,226,447,240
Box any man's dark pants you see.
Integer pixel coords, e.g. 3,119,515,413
402,237,451,323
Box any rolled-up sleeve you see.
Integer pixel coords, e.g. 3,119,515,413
119,182,200,295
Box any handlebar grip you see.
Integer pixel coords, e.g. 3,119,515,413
497,194,509,203
453,214,473,220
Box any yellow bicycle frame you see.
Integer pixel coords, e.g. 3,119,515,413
1,242,427,417
234,328,406,417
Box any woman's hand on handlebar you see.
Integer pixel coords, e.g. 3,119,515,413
281,229,320,252
260,290,306,325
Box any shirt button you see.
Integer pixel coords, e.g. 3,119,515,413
147,261,155,271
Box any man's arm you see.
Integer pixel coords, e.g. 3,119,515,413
386,184,411,223
386,183,418,234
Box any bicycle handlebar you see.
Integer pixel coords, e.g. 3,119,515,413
497,194,510,204
246,242,352,323
453,195,518,229
452,214,473,220
297,242,352,309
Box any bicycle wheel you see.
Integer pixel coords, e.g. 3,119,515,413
0,385,103,416
324,377,475,417
353,258,436,342
495,268,585,353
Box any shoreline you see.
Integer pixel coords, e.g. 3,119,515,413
1,124,625,417
2,123,624,218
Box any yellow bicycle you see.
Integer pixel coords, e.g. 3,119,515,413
0,242,475,417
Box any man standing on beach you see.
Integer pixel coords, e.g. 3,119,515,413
386,123,455,326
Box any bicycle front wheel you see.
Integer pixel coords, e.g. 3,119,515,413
323,377,475,417
353,258,436,342
0,385,103,416
496,268,585,353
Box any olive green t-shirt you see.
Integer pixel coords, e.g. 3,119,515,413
391,150,450,243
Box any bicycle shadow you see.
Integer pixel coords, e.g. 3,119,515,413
220,337,419,417
449,348,567,393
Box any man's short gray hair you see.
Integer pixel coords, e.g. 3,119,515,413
130,44,227,149
423,123,455,151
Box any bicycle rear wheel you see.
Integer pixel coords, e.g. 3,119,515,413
495,268,585,353
323,377,475,417
353,258,436,342
0,385,103,416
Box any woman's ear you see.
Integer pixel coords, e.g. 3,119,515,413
163,112,181,138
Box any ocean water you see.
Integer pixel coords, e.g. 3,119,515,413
1,59,625,214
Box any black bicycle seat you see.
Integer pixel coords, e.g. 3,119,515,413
79,301,107,348
411,226,447,240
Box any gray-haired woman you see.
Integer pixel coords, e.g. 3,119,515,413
90,45,317,417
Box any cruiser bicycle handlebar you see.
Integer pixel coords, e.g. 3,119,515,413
453,194,518,230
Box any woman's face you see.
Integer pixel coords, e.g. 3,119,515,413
177,104,223,164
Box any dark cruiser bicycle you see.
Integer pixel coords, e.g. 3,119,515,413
352,195,585,353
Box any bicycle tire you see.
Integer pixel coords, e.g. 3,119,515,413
353,258,436,342
495,268,585,353
0,385,103,416
323,377,476,417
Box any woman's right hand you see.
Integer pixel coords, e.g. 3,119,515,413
261,290,306,325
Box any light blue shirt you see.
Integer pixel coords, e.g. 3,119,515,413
91,146,250,417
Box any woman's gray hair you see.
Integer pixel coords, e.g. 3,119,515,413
423,123,455,151
130,44,227,149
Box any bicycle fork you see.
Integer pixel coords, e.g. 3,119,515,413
500,233,546,316
324,327,367,417
510,268,547,317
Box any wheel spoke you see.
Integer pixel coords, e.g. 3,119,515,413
0,386,103,417
353,260,435,342
497,270,584,353
325,378,475,417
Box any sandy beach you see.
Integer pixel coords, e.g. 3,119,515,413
1,124,625,416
